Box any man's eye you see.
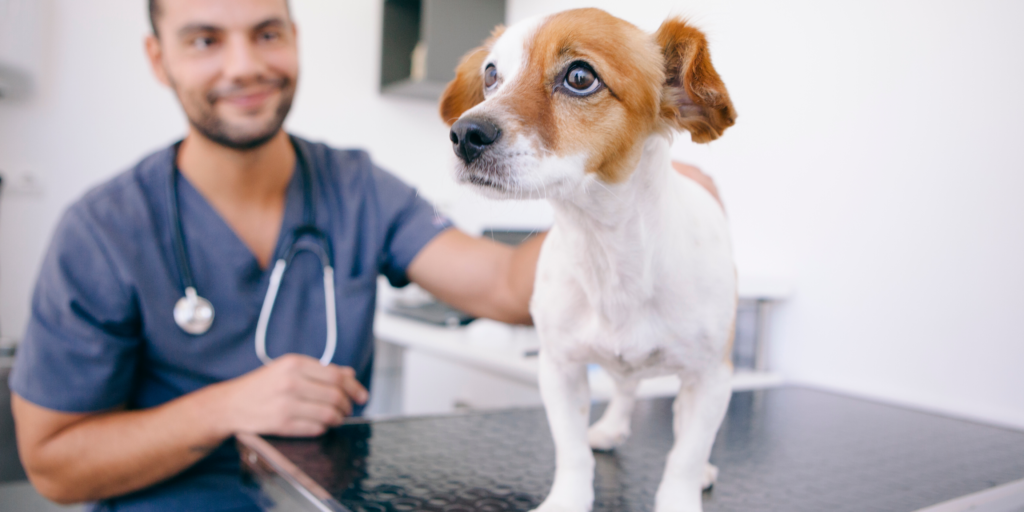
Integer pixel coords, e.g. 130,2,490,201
259,30,281,42
191,36,216,50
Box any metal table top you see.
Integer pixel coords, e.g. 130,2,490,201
239,386,1024,512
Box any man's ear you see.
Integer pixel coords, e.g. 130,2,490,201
439,26,505,126
655,19,736,143
144,35,171,88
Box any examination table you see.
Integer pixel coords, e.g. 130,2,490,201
238,386,1024,512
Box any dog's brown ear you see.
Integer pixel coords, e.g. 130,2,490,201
439,26,505,126
655,19,736,143
439,47,487,126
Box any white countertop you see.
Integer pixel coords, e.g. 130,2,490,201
373,312,783,400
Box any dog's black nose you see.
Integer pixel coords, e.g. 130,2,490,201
450,118,501,164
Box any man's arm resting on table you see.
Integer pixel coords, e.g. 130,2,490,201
407,229,545,325
12,354,368,504
673,161,724,210
405,163,721,324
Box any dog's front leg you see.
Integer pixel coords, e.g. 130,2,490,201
534,351,594,512
655,363,732,512
588,373,639,451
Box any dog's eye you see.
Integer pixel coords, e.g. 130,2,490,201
484,64,498,89
563,63,601,96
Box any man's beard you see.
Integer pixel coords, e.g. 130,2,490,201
177,76,296,151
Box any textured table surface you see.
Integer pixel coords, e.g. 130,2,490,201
260,386,1024,512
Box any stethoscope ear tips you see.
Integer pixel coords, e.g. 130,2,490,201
174,286,215,335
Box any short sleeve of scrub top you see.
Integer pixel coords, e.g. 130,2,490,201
11,197,144,412
8,136,453,512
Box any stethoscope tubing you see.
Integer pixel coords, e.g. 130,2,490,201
255,256,338,366
169,137,338,366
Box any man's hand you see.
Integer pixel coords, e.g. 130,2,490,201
13,354,368,503
210,354,368,438
672,161,723,209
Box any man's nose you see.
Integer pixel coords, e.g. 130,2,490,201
223,35,266,80
450,118,501,164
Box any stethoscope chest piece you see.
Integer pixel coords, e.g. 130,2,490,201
167,136,332,354
174,286,215,335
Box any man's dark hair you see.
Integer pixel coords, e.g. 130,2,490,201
148,0,161,37
148,0,292,38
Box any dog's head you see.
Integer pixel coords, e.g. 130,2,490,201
439,8,736,199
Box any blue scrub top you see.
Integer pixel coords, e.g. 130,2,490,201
9,136,452,511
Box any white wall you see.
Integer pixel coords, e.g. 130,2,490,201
0,0,184,341
1,1,1022,428
508,0,1024,428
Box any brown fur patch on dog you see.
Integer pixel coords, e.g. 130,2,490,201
655,18,737,142
439,26,506,126
511,9,664,183
438,10,736,182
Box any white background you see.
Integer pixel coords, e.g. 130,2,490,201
0,0,1022,428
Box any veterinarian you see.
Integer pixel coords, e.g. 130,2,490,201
8,1,720,510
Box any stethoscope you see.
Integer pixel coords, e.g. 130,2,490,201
169,137,338,366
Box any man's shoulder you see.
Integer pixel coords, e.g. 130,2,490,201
63,145,173,239
294,135,411,187
294,136,370,174
295,136,417,203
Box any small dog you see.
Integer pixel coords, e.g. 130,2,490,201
439,8,737,512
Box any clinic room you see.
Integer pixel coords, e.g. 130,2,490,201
1,0,1022,511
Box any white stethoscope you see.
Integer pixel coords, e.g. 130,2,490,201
169,138,338,366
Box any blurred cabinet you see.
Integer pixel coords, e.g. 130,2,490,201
380,0,505,100
0,0,44,100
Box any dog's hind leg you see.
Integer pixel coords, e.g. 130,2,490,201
654,363,732,512
587,372,639,451
533,351,595,512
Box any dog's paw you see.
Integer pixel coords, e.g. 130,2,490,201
530,501,591,512
587,421,630,451
654,484,702,512
531,482,594,512
701,463,719,490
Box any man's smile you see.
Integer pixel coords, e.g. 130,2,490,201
215,86,279,112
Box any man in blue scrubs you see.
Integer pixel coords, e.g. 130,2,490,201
8,0,547,509
8,0,720,510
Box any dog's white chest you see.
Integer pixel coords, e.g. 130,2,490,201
530,169,736,378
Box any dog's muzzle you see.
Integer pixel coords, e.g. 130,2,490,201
450,117,501,164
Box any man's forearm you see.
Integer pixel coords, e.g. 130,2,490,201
16,354,363,504
504,232,548,324
14,384,232,504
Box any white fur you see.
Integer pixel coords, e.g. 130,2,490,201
481,15,545,97
452,18,737,512
529,137,735,512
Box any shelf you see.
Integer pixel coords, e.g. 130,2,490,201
380,0,506,101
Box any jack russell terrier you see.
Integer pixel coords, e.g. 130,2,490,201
439,8,737,512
